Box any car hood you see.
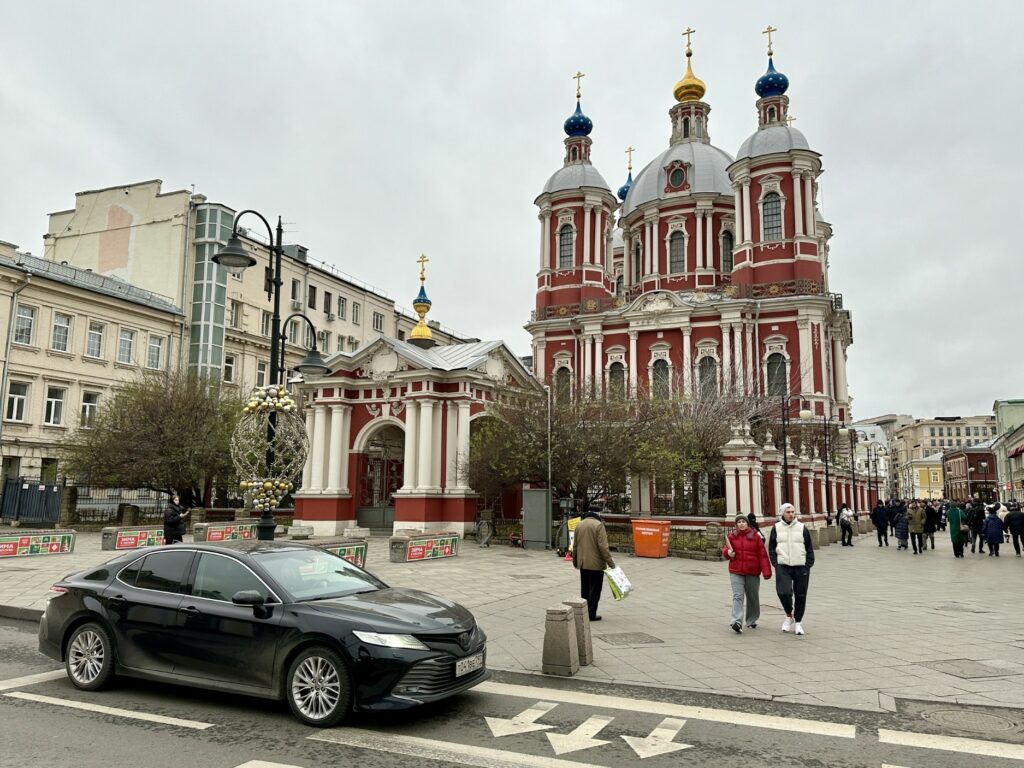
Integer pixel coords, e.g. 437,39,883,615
306,587,476,633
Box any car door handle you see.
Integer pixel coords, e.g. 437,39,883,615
107,595,126,606
180,605,201,615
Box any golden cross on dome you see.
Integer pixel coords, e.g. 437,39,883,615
417,254,429,282
573,71,585,99
785,115,797,126
682,26,696,52
625,146,635,171
763,24,777,56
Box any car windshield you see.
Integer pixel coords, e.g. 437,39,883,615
255,549,386,601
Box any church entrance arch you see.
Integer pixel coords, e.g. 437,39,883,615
355,423,404,531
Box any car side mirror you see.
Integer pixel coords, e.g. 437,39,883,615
232,590,266,606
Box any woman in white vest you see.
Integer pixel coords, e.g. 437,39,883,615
768,502,815,636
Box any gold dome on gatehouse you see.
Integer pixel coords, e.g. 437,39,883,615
673,48,706,103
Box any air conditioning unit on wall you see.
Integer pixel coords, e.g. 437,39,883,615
327,313,336,321
291,300,302,310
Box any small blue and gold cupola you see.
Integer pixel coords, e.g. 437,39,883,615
409,254,435,349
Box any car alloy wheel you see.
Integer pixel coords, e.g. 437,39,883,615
66,622,114,691
286,647,351,727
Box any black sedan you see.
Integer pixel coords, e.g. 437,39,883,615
38,540,488,727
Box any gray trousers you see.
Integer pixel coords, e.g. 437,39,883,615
729,573,761,626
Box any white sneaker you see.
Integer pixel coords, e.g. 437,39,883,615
794,623,805,635
781,616,794,632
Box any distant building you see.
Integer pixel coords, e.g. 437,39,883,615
890,416,996,498
906,453,944,501
942,444,997,503
992,399,1024,502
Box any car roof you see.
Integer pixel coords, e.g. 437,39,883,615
188,540,319,556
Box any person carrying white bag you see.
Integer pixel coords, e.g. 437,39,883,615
572,506,616,621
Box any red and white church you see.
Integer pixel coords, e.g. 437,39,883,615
293,32,870,536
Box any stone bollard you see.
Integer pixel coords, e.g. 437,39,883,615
561,597,593,666
828,526,839,543
541,605,579,676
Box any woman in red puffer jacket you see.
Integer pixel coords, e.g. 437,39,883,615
722,514,773,633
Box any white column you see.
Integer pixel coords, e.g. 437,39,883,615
791,470,800,512
456,401,471,490
301,407,315,491
745,323,755,395
733,185,743,243
593,209,602,266
804,175,815,235
583,206,592,264
432,399,442,489
402,400,419,490
834,337,849,403
705,210,714,269
417,400,434,490
536,341,546,382
695,211,704,270
725,468,738,516
538,213,546,269
339,405,351,493
751,465,763,517
807,472,817,517
583,335,593,395
792,171,804,237
798,320,812,394
644,221,653,275
682,328,692,397
736,324,746,396
542,211,551,268
628,331,638,397
741,181,752,243
445,402,458,491
325,405,345,493
594,335,604,397
623,235,632,286
310,405,327,492
739,467,752,514
721,324,732,393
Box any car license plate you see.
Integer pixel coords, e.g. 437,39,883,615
455,652,483,678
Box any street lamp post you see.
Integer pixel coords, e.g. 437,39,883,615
812,414,842,522
214,212,329,540
543,383,553,548
780,395,812,504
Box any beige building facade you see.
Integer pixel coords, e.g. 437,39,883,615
890,416,996,498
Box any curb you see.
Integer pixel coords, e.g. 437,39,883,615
0,605,42,622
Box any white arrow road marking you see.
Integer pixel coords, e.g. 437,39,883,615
485,701,558,737
4,691,213,729
546,714,614,755
622,717,692,759
879,729,1024,761
0,669,65,691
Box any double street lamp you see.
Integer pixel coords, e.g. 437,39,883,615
214,211,330,540
805,413,844,522
780,395,812,504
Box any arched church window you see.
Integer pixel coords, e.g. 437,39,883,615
633,242,642,281
615,275,624,296
682,117,690,138
669,231,685,273
555,367,572,405
768,106,777,123
558,225,574,269
766,353,787,397
608,362,625,400
652,359,670,400
762,193,782,241
722,231,734,273
570,146,578,161
698,357,718,399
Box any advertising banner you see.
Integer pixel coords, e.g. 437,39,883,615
322,543,367,568
206,524,256,542
406,536,458,561
0,532,75,558
115,529,164,549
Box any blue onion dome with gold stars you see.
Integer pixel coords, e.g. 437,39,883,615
413,284,431,310
563,100,593,137
617,171,633,202
755,57,789,98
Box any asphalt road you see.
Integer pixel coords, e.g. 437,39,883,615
2,617,1022,768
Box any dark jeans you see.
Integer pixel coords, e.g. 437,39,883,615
841,524,853,545
580,569,604,619
1012,532,1024,555
952,539,965,557
989,542,1001,556
972,531,986,553
876,526,888,545
775,564,810,622
910,532,924,553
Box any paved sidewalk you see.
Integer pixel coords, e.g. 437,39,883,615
3,526,1023,714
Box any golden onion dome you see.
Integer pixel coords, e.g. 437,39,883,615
673,49,706,103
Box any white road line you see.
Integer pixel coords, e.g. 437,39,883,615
0,669,66,691
879,729,1024,761
234,763,305,768
475,681,857,739
4,691,214,730
310,729,609,768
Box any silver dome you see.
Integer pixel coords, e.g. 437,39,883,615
622,142,735,216
541,164,611,195
735,125,810,160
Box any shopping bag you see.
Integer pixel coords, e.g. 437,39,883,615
604,565,633,600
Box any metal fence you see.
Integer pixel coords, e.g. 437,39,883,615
66,483,167,524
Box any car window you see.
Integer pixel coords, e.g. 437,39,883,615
255,549,385,601
134,550,193,593
118,559,142,586
192,553,271,602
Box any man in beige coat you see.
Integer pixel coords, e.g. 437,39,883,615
907,502,927,555
573,508,616,621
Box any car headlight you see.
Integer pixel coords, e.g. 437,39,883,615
352,631,429,650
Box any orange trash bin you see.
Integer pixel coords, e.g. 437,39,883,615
631,519,672,558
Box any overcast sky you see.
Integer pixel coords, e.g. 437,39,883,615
2,1,1021,421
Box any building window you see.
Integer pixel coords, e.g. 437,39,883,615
335,296,346,320
304,325,316,350
633,242,642,281
5,383,27,422
256,360,268,388
608,362,625,400
117,329,136,364
81,392,100,427
44,386,66,426
86,322,105,358
762,192,782,241
260,311,271,337
668,231,685,273
722,231,734,273
291,279,301,301
615,275,624,296
229,300,241,328
337,335,345,353
929,427,936,437
558,225,574,269
372,312,384,332
223,355,235,383
698,357,718,399
931,439,936,447
352,303,360,325
651,359,670,400
682,118,690,139
349,337,359,352
555,367,571,405
324,291,332,314
397,329,405,341
320,331,331,350
955,427,961,436
147,336,164,369
13,305,35,345
288,320,298,344
973,426,980,436
307,284,317,309
49,312,72,352
766,353,787,397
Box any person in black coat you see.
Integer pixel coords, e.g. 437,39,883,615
163,494,189,544
923,502,939,550
968,501,987,555
870,501,889,546
1006,502,1024,557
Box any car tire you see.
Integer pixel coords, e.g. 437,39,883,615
65,622,114,691
285,646,352,728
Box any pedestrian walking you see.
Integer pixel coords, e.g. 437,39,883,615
162,494,189,544
870,500,889,546
894,506,909,550
969,501,987,555
572,507,615,621
887,499,899,538
1004,501,1024,557
923,502,939,550
768,503,815,636
946,501,967,558
723,515,772,633
838,503,855,546
983,504,1006,557
907,501,926,555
